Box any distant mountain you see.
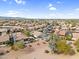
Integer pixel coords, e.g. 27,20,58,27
0,16,79,20
0,16,49,20
0,16,43,20
0,16,26,20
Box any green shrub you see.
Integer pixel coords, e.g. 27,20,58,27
74,39,79,52
16,41,25,49
56,40,67,54
65,35,72,40
21,30,31,37
56,40,75,55
11,45,19,51
11,41,25,51
77,49,79,52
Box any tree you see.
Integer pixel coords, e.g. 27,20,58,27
49,33,59,52
65,31,73,40
9,33,15,46
7,32,16,50
49,33,59,41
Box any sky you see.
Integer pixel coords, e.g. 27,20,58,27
0,0,79,19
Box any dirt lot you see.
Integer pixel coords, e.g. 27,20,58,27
1,40,79,59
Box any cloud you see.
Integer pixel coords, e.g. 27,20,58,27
15,0,26,5
5,10,28,17
48,3,56,11
48,12,79,19
6,10,19,17
67,13,74,16
49,7,56,10
48,3,53,7
3,10,26,17
49,13,64,18
75,8,79,11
